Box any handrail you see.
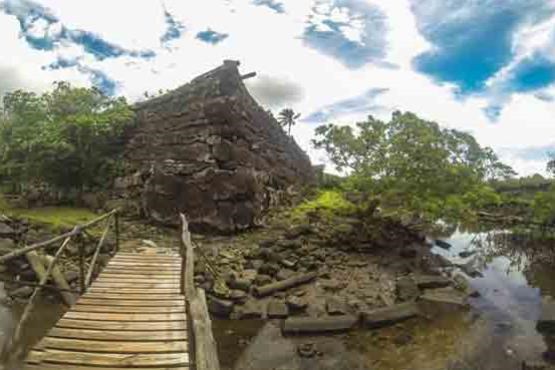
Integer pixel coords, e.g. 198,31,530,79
180,213,220,370
4,209,120,360
0,209,118,264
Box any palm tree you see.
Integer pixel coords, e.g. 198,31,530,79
277,108,301,136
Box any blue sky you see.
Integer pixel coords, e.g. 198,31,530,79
0,0,554,175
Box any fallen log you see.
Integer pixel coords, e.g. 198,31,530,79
41,255,76,306
26,251,74,306
282,315,358,335
253,272,317,297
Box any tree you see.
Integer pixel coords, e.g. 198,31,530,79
312,111,513,220
0,82,134,194
277,108,300,136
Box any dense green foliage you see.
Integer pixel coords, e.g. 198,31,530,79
312,111,514,222
291,190,357,222
0,82,134,193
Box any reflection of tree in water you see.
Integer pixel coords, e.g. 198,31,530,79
468,228,555,296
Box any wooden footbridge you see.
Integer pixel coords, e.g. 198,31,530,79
0,211,220,370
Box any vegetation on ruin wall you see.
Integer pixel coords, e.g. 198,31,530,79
0,82,134,196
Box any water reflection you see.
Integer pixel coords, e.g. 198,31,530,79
434,228,555,365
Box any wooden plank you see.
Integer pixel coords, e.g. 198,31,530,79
56,319,186,331
76,298,184,307
24,365,190,370
95,276,180,283
101,268,182,274
87,287,181,294
90,282,180,289
108,260,180,266
115,253,178,259
99,269,179,275
64,311,186,321
41,337,188,354
48,327,187,341
27,349,189,367
72,304,185,314
81,293,182,300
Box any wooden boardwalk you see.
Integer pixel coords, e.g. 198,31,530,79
23,251,191,370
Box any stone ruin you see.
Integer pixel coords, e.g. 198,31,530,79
114,60,313,233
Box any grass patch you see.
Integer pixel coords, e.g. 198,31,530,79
290,190,357,222
7,207,98,231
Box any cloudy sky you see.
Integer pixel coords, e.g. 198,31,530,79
1,0,555,175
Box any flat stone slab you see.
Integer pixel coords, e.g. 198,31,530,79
360,302,420,329
282,315,358,334
415,275,451,289
537,297,555,334
418,287,469,316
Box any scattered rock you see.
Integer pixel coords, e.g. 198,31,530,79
0,223,15,238
419,287,469,314
64,271,80,283
286,296,308,312
277,239,302,250
276,269,295,281
396,277,420,302
267,300,289,319
459,250,477,258
229,290,248,303
414,275,451,289
360,302,420,329
228,278,252,292
522,359,550,370
285,224,312,239
457,262,484,278
537,297,555,334
207,296,234,317
297,343,317,358
320,279,346,292
400,246,418,258
280,259,297,269
235,300,264,319
246,259,264,270
326,297,348,315
283,315,358,334
258,263,279,277
10,286,34,299
254,274,273,286
434,239,452,250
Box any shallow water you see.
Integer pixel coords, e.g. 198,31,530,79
213,230,555,370
2,229,555,369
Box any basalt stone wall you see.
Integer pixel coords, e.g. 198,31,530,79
116,60,313,233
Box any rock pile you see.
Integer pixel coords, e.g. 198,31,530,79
193,214,473,332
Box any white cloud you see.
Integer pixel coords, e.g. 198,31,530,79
2,0,555,176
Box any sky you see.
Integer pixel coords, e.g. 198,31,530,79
1,0,555,176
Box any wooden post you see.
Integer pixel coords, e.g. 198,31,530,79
180,213,221,370
78,234,86,294
41,255,76,306
11,235,72,356
114,212,120,255
85,218,111,288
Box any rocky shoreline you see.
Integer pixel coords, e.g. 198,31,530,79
191,211,476,334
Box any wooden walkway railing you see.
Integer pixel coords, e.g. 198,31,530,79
0,209,120,358
0,211,220,369
179,213,220,370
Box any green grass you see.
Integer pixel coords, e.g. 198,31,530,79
6,206,98,231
